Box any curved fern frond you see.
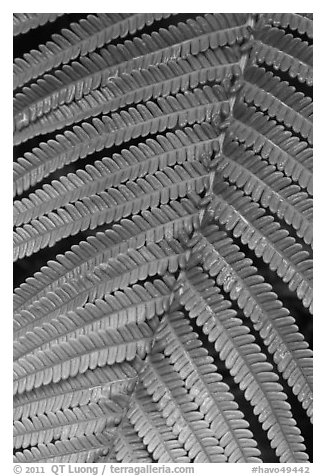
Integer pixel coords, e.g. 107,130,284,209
14,14,174,89
241,65,312,145
14,321,155,394
258,13,313,40
14,399,125,449
180,267,312,447
14,163,207,260
184,227,313,422
14,86,223,196
140,352,227,462
113,418,153,463
13,360,141,421
229,102,313,197
14,124,217,225
251,26,313,85
14,48,240,144
14,278,173,359
13,13,250,124
208,179,312,311
14,239,186,337
214,139,313,247
14,433,112,463
153,309,262,462
14,199,197,312
128,385,191,462
13,13,64,37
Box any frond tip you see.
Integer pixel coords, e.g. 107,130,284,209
13,13,64,37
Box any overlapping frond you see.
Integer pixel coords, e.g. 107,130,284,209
14,277,173,359
214,138,313,245
14,86,223,196
207,178,312,311
152,308,262,462
14,239,186,337
14,162,207,260
14,433,112,463
13,13,64,37
128,384,191,462
180,266,312,451
14,199,197,311
14,14,174,89
14,398,126,449
14,48,240,144
13,360,141,420
259,13,313,39
112,418,153,463
229,102,313,198
14,320,156,394
140,352,227,462
13,13,250,126
182,225,313,422
14,124,216,225
240,65,312,144
250,26,312,85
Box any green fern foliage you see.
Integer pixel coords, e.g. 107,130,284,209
13,12,313,464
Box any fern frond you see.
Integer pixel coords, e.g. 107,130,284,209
179,268,310,461
13,13,250,124
14,239,189,338
251,26,312,85
14,48,240,144
217,137,313,222
14,433,111,463
14,124,217,225
14,321,155,394
230,102,313,197
14,278,173,359
128,385,191,462
14,14,174,89
14,239,186,337
13,360,141,420
14,86,223,196
140,353,227,462
113,418,153,463
13,13,64,37
14,163,206,260
259,13,313,39
14,199,197,312
184,227,313,421
14,399,126,449
241,65,312,145
153,309,262,462
208,179,312,311
214,139,313,247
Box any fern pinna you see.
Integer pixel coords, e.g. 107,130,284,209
13,13,313,464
